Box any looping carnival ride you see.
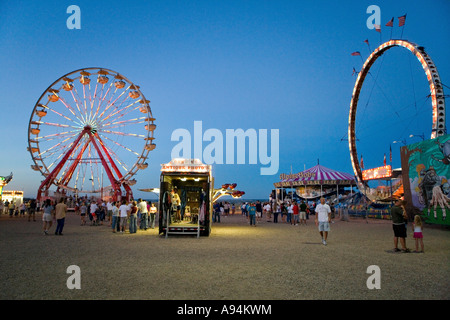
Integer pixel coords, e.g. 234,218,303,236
28,68,156,203
348,40,446,203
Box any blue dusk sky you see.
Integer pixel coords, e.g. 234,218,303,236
0,0,449,200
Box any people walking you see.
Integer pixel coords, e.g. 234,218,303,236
28,199,37,222
412,215,425,253
264,202,272,222
106,200,113,225
315,197,331,245
299,200,307,225
241,203,247,217
149,202,157,229
54,198,68,235
128,201,138,234
80,202,87,225
292,201,299,225
8,201,15,217
118,200,129,233
42,199,55,235
273,202,280,223
287,202,293,224
19,203,26,216
90,200,98,226
111,201,120,233
213,202,221,223
248,202,256,227
138,198,148,230
255,201,262,222
391,199,409,253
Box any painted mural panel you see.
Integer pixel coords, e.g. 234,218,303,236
401,134,450,225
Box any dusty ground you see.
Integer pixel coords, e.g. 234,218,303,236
0,211,449,300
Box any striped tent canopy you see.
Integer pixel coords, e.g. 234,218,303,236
275,164,355,188
298,164,355,183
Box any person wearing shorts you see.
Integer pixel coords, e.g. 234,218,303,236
80,202,87,225
412,215,424,253
391,199,409,252
315,197,331,245
41,199,55,235
107,200,113,225
119,200,129,233
255,201,262,222
299,200,307,225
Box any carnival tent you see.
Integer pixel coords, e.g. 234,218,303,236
297,164,355,183
274,164,356,200
276,164,355,185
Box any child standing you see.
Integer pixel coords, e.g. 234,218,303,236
412,215,425,253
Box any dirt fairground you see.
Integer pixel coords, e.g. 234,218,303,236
0,210,449,300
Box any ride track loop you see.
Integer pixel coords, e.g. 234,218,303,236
348,40,446,196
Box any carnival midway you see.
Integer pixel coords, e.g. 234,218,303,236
2,23,449,238
1,3,450,304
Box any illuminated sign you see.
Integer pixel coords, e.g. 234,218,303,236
362,165,392,181
279,172,315,180
2,191,23,196
1,190,24,204
161,158,211,173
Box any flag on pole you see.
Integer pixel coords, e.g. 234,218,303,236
384,154,386,166
385,17,394,27
364,39,371,52
351,51,361,56
374,24,381,32
398,14,407,27
360,155,364,169
389,145,392,163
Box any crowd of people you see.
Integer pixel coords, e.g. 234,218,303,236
1,197,158,236
236,199,337,226
74,198,158,234
2,195,426,251
211,198,336,245
0,199,37,221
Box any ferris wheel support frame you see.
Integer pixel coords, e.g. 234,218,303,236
37,126,132,202
348,40,446,190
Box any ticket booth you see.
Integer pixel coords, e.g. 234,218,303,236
158,159,213,237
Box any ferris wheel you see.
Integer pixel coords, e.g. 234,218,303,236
348,40,446,202
28,67,156,202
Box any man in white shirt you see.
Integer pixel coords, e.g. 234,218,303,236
264,203,272,221
106,200,113,225
118,200,130,233
90,201,98,226
315,197,331,245
287,202,294,224
149,203,157,229
137,199,148,230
